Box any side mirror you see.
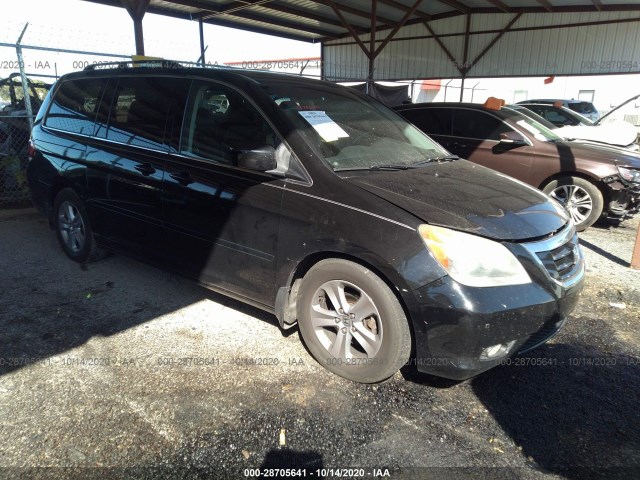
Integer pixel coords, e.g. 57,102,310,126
499,131,528,146
237,146,277,172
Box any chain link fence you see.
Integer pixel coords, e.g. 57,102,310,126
0,115,32,207
0,22,134,208
0,69,53,206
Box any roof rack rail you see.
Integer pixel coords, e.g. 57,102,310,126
83,59,184,71
80,58,322,79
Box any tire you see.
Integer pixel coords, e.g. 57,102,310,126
542,176,604,231
53,188,103,263
297,259,411,383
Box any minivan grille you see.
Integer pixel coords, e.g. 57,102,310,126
534,233,580,282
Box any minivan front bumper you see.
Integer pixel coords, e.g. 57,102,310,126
409,274,583,380
407,225,585,380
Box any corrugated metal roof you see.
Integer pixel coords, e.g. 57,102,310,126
83,1,640,79
85,0,640,43
324,9,640,80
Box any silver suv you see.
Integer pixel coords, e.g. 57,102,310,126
517,99,599,122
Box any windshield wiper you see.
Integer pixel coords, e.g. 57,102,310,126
409,155,460,166
334,156,460,172
335,164,413,172
370,164,413,170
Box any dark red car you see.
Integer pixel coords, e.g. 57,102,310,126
395,102,640,231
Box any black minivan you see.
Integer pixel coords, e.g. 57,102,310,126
27,62,584,382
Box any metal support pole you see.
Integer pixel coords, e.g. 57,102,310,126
459,14,471,102
631,222,640,269
471,81,480,102
16,23,33,131
443,79,452,102
133,17,145,55
366,0,377,95
121,0,150,56
199,17,206,65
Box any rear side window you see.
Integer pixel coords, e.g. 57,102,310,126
401,108,452,136
568,102,596,115
523,105,547,117
45,79,107,135
452,109,511,140
95,76,190,150
545,109,576,125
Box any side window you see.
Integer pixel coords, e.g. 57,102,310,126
452,109,511,141
546,110,571,125
529,106,547,118
180,81,280,165
44,79,107,135
96,77,188,150
401,108,452,136
568,102,595,115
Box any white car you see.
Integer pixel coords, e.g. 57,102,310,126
514,97,640,152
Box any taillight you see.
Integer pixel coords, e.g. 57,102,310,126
27,138,36,160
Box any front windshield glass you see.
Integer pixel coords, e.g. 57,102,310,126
260,80,449,170
504,108,563,142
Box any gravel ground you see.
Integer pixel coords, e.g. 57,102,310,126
0,208,639,480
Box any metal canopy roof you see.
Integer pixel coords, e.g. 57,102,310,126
84,0,640,43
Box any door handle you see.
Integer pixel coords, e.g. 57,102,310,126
134,163,156,176
169,171,193,186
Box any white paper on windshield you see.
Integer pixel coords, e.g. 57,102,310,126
298,110,349,142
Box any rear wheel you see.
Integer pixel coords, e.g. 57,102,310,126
542,176,603,231
53,188,103,263
297,259,411,383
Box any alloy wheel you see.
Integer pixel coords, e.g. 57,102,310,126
57,200,86,253
549,184,593,226
310,279,383,360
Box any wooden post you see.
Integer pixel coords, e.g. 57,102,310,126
631,221,640,269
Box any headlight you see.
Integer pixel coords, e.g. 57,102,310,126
418,225,531,288
618,166,640,183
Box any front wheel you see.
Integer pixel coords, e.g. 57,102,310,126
542,176,604,231
297,259,411,383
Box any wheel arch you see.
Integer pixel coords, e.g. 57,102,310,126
538,171,609,205
276,250,419,356
47,180,80,225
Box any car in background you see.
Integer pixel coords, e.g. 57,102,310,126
395,101,640,231
517,99,599,122
512,103,639,152
517,103,593,127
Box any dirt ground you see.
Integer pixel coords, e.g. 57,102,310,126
0,208,638,480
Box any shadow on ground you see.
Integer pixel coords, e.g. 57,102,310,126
471,332,640,479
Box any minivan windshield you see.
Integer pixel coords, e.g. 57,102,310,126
260,81,450,170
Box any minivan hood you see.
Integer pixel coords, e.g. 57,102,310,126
344,160,569,241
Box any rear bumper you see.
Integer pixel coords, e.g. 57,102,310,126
408,274,583,380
